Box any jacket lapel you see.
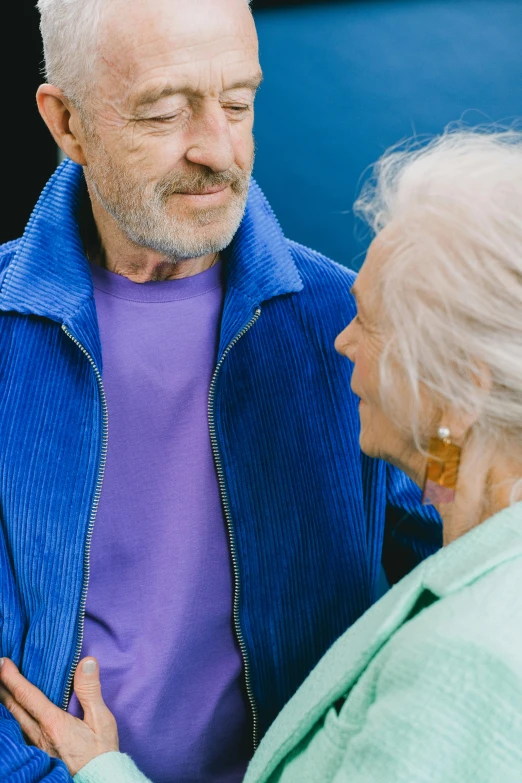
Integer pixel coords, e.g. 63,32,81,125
0,160,102,366
247,562,429,783
218,180,303,355
246,502,522,783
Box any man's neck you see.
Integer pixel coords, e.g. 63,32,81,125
79,185,219,284
91,248,219,283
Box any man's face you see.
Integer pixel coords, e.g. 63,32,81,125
80,0,261,259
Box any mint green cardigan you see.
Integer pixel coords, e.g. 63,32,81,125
76,503,522,783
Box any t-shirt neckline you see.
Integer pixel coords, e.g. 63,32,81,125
90,259,224,303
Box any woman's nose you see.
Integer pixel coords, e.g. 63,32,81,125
335,320,357,362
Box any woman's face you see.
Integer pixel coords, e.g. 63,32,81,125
335,229,430,484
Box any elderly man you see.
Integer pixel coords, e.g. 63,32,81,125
0,0,440,781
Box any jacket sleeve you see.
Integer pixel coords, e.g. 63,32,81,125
0,705,71,782
383,464,442,584
74,753,150,783
331,634,522,783
0,513,71,782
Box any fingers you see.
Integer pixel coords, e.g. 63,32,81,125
74,658,111,732
0,657,119,770
0,680,45,749
0,658,58,725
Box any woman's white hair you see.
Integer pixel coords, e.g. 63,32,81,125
36,0,253,105
355,127,522,455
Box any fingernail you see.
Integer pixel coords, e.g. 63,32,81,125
0,659,4,669
82,660,97,674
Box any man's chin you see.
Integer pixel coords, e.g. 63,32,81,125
138,219,238,259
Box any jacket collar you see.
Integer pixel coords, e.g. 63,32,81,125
422,502,522,596
0,160,94,326
246,502,522,783
0,159,302,332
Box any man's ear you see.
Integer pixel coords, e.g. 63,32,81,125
36,84,88,166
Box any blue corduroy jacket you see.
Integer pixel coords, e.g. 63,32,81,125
0,161,441,782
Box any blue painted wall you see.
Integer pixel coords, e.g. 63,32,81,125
253,1,522,269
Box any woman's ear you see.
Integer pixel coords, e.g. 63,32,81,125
441,361,493,442
36,84,88,166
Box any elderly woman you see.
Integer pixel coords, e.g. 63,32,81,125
2,127,522,782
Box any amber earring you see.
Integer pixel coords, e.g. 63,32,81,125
421,427,462,505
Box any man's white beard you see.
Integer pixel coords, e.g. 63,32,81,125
87,148,253,262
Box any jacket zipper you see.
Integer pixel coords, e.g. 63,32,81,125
60,325,109,710
60,309,261,728
208,306,262,749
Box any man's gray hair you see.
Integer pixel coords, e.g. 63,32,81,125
355,128,522,455
36,0,253,105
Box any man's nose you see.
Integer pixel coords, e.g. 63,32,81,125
185,104,236,173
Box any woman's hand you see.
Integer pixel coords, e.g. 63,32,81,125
0,656,119,776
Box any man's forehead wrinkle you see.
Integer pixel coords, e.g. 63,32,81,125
126,35,258,72
98,51,136,94
125,53,260,108
134,73,261,104
96,1,259,114
95,34,146,108
100,0,257,60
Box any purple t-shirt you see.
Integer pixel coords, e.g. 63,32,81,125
68,261,252,783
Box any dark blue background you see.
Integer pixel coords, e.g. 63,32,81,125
253,1,522,269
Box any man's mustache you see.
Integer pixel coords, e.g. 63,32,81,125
156,166,249,200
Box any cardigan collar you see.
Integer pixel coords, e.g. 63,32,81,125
246,502,522,783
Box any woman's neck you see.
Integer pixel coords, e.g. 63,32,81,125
439,444,522,545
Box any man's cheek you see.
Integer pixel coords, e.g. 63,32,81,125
233,131,255,170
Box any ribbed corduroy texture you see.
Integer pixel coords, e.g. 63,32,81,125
218,239,442,733
0,705,70,781
0,161,441,781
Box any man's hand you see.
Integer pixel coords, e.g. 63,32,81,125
0,657,119,777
